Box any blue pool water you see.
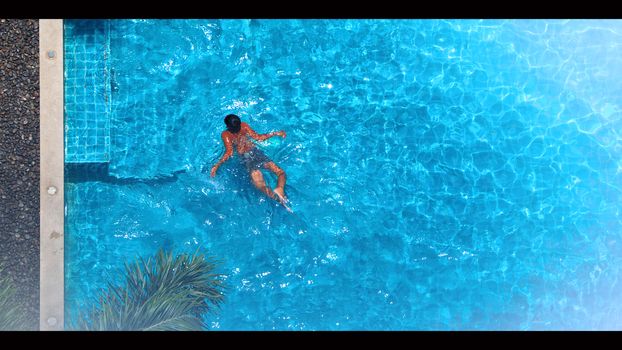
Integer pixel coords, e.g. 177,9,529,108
64,19,622,330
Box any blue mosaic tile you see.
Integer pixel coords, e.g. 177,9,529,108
64,20,112,163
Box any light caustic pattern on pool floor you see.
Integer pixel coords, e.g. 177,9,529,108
65,20,622,330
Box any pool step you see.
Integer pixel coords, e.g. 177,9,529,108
64,20,112,164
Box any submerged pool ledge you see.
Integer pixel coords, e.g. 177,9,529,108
39,19,64,331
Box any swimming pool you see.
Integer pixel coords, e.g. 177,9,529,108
64,19,622,330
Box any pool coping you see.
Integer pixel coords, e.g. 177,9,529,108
39,19,64,331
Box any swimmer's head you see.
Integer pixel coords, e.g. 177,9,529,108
224,114,241,133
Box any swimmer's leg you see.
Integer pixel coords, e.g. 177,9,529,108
250,169,275,200
263,162,292,212
263,161,287,202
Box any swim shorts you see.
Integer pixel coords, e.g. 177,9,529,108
240,148,270,172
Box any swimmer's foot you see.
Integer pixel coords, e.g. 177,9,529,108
273,187,292,213
274,187,288,202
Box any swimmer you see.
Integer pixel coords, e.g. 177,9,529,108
210,114,292,212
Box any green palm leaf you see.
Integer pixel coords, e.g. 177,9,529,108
143,315,204,331
0,265,30,330
72,248,226,331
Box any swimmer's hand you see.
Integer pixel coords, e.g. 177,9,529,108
210,165,218,177
275,130,286,138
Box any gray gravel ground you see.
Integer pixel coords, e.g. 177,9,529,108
0,18,40,330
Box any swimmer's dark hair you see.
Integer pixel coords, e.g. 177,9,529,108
224,114,241,134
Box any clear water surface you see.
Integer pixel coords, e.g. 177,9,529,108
64,19,622,330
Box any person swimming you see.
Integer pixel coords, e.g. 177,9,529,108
210,114,292,212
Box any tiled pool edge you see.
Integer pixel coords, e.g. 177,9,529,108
39,19,64,331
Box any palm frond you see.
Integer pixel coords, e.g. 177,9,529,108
72,248,226,331
143,315,204,331
0,265,30,330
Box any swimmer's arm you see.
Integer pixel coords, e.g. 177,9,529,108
210,132,234,177
243,122,286,141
